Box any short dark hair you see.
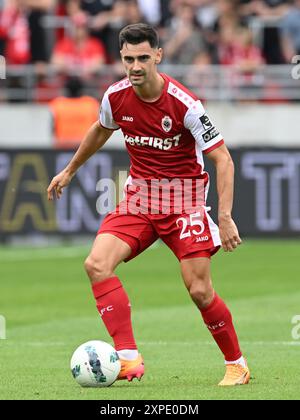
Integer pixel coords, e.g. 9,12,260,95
119,23,159,49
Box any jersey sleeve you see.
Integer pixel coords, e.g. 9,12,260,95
184,100,224,154
99,91,120,130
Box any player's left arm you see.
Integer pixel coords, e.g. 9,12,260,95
184,99,242,251
206,144,242,252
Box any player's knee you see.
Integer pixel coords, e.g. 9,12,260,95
188,280,213,309
84,256,113,282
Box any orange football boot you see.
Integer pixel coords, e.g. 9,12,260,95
218,363,250,386
117,354,145,382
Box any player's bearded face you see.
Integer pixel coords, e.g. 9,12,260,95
120,42,161,86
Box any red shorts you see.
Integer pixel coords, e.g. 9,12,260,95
98,204,221,262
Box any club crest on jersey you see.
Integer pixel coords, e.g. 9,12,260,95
161,116,172,133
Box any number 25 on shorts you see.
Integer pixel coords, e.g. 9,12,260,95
176,212,205,240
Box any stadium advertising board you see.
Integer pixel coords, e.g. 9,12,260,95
0,149,298,240
208,149,300,237
0,151,115,239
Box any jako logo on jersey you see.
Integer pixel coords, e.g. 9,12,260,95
124,133,181,151
122,116,134,122
161,116,172,132
99,305,114,317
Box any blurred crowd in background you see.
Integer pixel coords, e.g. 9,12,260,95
0,0,300,105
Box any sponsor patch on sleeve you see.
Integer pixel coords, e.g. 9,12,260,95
202,127,220,143
200,114,213,130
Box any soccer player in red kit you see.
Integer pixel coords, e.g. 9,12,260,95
47,23,250,386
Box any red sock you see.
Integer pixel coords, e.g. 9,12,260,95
200,293,242,361
92,276,137,351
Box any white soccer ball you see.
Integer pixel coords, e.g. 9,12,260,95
70,340,121,387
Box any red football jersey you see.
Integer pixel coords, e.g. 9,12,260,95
99,73,224,185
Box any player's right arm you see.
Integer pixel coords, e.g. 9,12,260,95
47,121,114,200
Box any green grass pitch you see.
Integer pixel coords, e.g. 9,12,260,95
0,240,299,400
